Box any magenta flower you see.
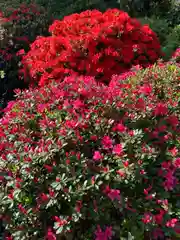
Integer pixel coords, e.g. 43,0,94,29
108,189,120,201
166,218,178,228
153,103,168,116
139,84,152,95
169,147,178,157
113,144,123,156
163,170,176,191
46,227,56,240
174,158,180,168
113,122,126,132
93,151,103,161
95,225,112,240
102,136,113,149
142,212,153,224
103,186,120,201
154,209,166,225
16,49,25,56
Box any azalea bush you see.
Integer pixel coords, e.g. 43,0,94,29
4,3,52,48
22,9,162,86
0,3,53,115
0,63,179,240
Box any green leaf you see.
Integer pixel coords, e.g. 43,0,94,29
56,226,64,235
128,232,135,240
13,189,21,200
83,180,88,188
46,199,57,208
72,213,80,222
51,182,62,190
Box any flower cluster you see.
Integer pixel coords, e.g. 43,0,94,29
23,9,162,86
0,63,179,239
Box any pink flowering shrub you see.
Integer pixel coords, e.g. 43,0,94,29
0,63,179,240
22,9,162,86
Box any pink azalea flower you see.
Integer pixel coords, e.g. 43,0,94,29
139,84,152,95
113,122,126,132
93,151,103,161
95,225,113,240
73,99,85,109
46,227,56,240
16,49,25,56
154,103,168,116
169,147,178,157
163,170,176,191
113,144,123,156
142,212,153,224
103,185,120,201
167,115,179,126
166,218,178,228
174,158,180,168
102,136,113,149
161,161,171,169
154,209,166,225
108,189,120,201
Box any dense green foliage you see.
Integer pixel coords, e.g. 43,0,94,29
163,25,180,60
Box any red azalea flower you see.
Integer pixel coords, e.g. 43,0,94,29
154,103,168,116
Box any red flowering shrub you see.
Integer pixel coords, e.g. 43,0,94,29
23,9,162,86
0,63,179,239
5,4,52,44
0,4,53,115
